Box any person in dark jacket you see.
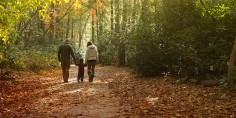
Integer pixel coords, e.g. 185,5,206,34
58,39,76,83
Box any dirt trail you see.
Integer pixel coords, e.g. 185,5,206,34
26,65,130,118
3,65,236,117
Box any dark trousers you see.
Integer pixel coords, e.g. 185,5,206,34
87,60,96,82
77,73,84,82
61,60,70,82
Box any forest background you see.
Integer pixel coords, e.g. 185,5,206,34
1,0,236,87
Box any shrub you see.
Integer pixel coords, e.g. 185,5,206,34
0,44,59,76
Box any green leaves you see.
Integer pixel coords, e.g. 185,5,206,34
201,3,230,19
0,0,70,43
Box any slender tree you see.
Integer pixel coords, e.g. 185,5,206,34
71,19,74,40
111,0,114,31
49,2,55,41
65,14,71,39
91,9,96,43
78,15,90,48
227,37,236,90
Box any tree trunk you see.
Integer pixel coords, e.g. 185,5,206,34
140,0,148,22
71,19,74,40
115,0,120,34
78,16,82,48
49,2,55,41
78,15,90,49
96,5,99,43
66,14,71,39
97,1,104,44
114,0,125,66
117,0,128,66
40,20,46,43
110,0,114,32
227,37,236,90
91,9,96,43
99,10,104,38
122,0,128,30
131,0,137,26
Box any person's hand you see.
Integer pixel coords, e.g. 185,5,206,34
75,62,78,66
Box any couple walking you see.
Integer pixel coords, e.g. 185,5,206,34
57,40,99,83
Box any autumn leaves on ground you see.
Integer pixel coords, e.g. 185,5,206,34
1,66,236,117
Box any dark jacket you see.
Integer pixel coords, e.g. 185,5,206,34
58,43,75,62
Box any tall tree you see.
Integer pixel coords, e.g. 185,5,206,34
96,0,105,43
117,0,128,66
78,15,90,48
49,2,56,41
65,14,71,39
110,0,114,31
227,37,236,90
114,0,120,34
91,9,96,43
71,19,74,40
133,0,138,23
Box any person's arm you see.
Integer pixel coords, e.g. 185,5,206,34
58,46,61,62
85,48,88,64
75,60,78,66
70,46,76,63
95,46,99,62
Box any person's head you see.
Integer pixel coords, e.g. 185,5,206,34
79,58,84,63
87,41,93,47
64,39,70,44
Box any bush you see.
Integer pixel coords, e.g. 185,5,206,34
0,44,59,75
24,45,59,71
98,31,118,65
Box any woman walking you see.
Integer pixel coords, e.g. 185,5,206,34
85,41,99,82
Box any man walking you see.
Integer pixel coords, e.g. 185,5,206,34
58,39,76,83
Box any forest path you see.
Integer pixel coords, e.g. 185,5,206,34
2,65,236,117
26,65,132,118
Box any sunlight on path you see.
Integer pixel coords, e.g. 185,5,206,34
28,65,129,118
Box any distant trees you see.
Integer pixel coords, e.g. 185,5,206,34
0,0,90,76
1,0,236,88
97,0,236,80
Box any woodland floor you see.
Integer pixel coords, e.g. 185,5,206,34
0,65,236,118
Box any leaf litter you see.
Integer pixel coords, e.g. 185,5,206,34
0,66,236,117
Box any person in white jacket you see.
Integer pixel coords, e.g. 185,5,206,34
85,41,99,82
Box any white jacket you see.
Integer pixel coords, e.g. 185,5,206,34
85,45,99,62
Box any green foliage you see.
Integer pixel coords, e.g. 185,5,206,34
99,0,235,77
0,45,25,72
1,0,236,78
24,45,59,71
0,0,93,76
0,0,48,43
0,44,59,75
98,32,118,65
130,0,234,76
